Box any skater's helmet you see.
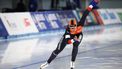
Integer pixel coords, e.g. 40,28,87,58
68,19,77,29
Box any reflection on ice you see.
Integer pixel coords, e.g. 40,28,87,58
1,39,38,64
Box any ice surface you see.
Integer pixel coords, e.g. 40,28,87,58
0,26,122,69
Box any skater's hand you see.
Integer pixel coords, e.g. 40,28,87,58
74,36,80,42
67,36,80,44
89,0,100,7
67,39,74,44
94,0,100,4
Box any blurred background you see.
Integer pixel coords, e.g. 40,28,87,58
0,0,122,12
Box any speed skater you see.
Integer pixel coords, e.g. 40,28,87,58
40,0,99,69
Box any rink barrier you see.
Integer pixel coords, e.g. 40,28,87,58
0,9,122,39
97,9,122,25
0,23,121,42
0,13,9,38
0,12,39,35
115,9,122,22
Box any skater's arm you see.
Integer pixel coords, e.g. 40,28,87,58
79,0,99,26
79,9,91,26
64,27,70,38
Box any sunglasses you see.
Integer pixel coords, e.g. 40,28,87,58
69,25,77,29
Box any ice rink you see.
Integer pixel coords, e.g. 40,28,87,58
0,25,122,69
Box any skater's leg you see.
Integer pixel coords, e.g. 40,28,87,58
71,34,83,69
40,37,67,69
71,42,79,62
70,41,80,69
47,37,67,63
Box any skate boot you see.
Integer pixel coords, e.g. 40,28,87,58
71,68,74,69
70,61,75,69
40,62,49,69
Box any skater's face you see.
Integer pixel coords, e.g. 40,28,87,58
69,25,77,29
69,25,77,32
68,19,77,31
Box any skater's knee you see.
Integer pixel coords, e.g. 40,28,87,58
53,49,61,55
73,46,78,50
72,44,78,52
73,41,80,47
